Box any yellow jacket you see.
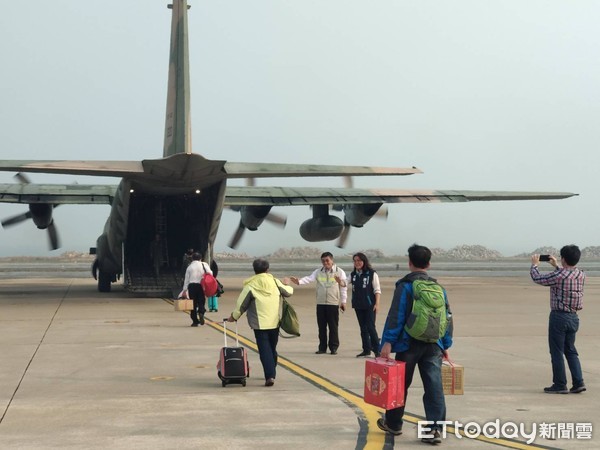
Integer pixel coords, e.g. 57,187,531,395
232,273,294,330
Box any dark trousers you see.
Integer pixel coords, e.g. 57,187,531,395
254,328,279,380
188,283,206,324
316,304,339,352
385,340,446,432
549,310,584,388
354,308,380,353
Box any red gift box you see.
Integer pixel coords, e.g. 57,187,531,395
364,358,405,409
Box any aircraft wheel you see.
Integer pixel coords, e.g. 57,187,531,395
98,270,112,292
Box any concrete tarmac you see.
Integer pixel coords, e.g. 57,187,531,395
0,274,598,449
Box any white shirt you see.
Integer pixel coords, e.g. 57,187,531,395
298,265,348,304
183,260,213,291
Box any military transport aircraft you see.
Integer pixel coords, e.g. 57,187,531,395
0,1,575,294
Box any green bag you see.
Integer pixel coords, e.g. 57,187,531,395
279,298,300,338
404,279,448,343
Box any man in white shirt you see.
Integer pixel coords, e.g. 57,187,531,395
182,253,213,326
290,252,347,355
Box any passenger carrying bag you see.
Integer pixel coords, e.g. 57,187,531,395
404,279,448,343
279,298,300,338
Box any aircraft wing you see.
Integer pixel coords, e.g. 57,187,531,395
223,162,422,178
0,181,576,207
0,160,143,177
0,157,420,181
0,183,116,205
223,187,577,206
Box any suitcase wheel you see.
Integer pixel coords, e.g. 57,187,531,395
241,378,246,387
222,380,227,387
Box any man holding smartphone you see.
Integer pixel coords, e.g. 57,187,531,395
530,245,586,394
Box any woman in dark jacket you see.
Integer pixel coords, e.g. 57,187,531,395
349,252,381,357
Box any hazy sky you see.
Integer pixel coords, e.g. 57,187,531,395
1,1,598,258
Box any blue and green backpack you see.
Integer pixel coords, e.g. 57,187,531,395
404,279,448,343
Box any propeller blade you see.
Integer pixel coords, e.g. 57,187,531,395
47,221,60,250
332,177,353,212
228,221,246,249
1,211,32,228
375,205,389,219
3,173,62,249
265,212,287,228
336,222,351,248
14,172,32,184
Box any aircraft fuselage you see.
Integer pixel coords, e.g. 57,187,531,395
93,154,228,292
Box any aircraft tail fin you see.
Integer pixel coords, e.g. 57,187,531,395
163,0,192,157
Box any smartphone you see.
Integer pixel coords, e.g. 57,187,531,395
539,255,551,262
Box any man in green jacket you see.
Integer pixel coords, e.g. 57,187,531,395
228,259,294,387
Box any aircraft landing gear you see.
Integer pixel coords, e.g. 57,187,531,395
98,270,112,292
93,258,113,292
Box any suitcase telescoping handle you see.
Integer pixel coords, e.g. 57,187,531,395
222,319,240,347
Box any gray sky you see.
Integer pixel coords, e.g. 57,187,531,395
0,1,597,258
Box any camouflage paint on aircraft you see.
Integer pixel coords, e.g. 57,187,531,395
0,0,576,294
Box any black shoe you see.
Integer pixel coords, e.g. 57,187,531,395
376,418,402,436
198,314,205,325
356,351,371,357
570,384,586,394
265,378,275,387
190,323,198,327
315,350,326,354
421,429,442,444
330,350,338,355
544,385,569,394
374,352,381,358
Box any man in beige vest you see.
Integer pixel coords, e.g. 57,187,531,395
291,252,347,355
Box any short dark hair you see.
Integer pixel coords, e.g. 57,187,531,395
192,252,201,261
253,258,270,274
560,245,581,266
321,252,333,260
408,244,431,269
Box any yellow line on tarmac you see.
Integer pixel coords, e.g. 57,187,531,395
168,301,552,450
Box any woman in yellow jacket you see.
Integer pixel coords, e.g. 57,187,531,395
228,258,293,386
